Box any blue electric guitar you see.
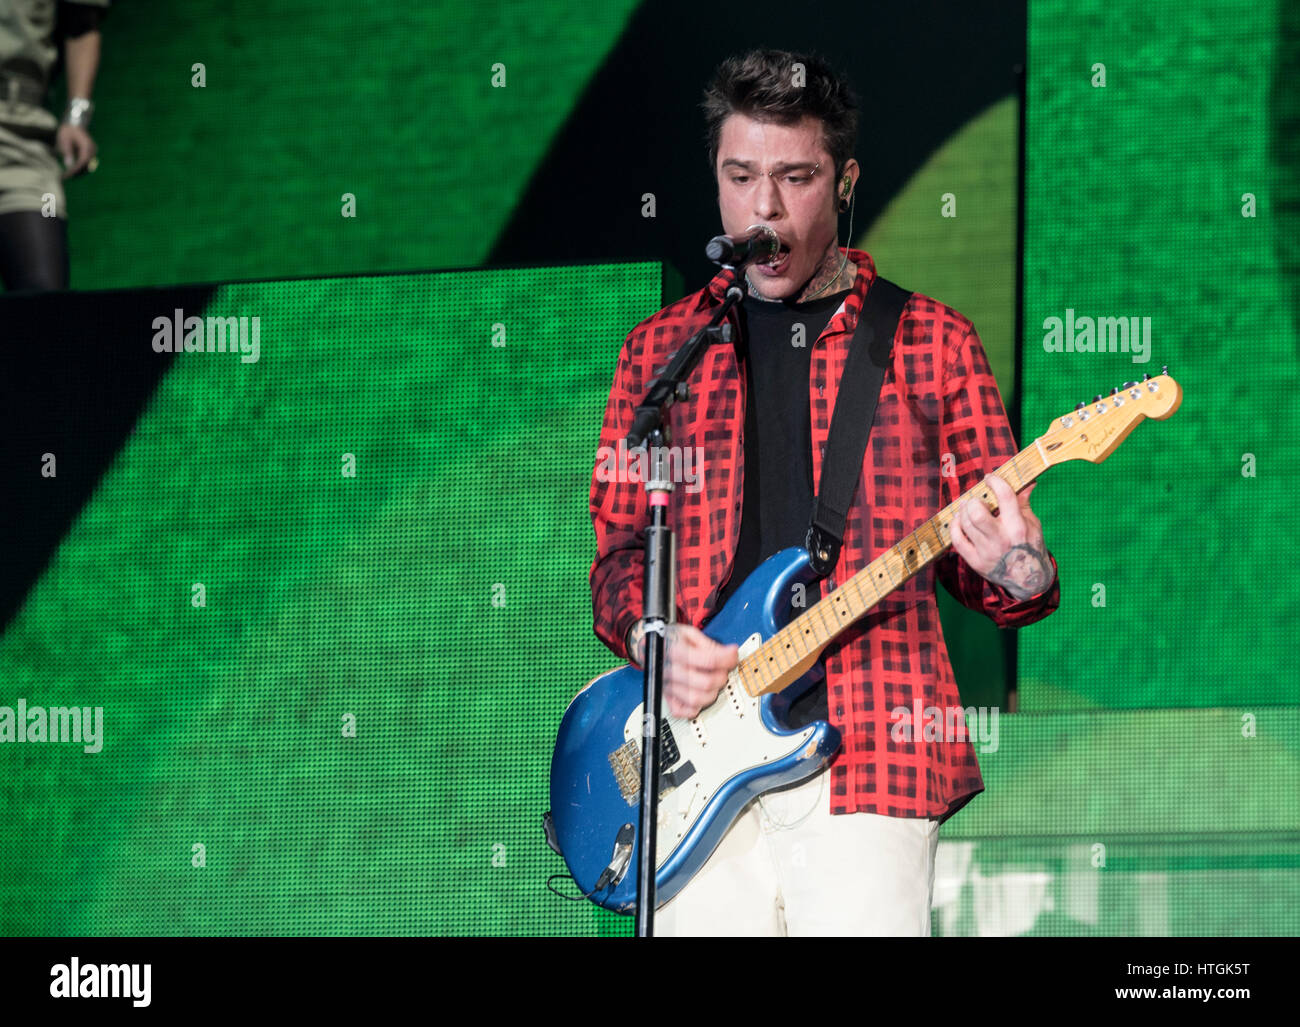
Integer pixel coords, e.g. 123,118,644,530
549,373,1182,912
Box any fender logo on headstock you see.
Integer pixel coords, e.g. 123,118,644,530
1086,423,1121,456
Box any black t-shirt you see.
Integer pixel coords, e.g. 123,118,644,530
716,287,849,727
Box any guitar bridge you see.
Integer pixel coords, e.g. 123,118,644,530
608,741,642,804
607,723,693,805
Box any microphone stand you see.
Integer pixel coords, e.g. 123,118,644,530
628,262,746,937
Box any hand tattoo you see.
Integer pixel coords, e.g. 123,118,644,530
986,543,1054,600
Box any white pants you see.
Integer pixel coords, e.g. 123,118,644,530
655,769,941,936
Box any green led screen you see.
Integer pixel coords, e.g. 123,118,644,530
0,264,664,936
926,0,1300,937
1020,0,1300,710
3,0,1296,940
56,0,642,291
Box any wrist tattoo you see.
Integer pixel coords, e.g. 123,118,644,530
987,543,1054,600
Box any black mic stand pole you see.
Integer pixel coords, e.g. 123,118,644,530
628,262,746,937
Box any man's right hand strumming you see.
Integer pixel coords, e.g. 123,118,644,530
627,621,740,720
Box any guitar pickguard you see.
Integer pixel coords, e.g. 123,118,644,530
611,632,816,866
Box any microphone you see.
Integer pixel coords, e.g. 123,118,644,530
706,224,782,266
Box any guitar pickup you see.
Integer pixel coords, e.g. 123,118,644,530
659,719,680,765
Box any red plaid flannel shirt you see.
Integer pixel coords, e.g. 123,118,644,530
588,248,1059,822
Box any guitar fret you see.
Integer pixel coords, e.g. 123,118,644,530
802,606,817,639
787,618,810,660
776,628,797,668
812,593,835,641
916,520,942,559
843,580,866,621
867,573,885,605
1006,456,1024,489
793,619,814,658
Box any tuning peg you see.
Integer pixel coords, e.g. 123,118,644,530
1092,395,1102,404
1111,387,1120,395
1123,381,1137,389
1076,402,1086,412
1142,373,1151,381
1161,364,1168,375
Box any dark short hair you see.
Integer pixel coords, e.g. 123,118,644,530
701,49,860,182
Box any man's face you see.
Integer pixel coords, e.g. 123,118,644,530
715,112,855,300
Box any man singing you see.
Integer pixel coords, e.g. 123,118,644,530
588,48,1059,936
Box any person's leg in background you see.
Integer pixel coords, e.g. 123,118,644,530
0,118,71,292
0,209,68,291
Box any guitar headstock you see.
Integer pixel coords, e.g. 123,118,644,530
1037,369,1182,466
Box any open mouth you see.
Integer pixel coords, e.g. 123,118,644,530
759,245,791,274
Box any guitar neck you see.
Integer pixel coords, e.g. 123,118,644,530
736,441,1051,699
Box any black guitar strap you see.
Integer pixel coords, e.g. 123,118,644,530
805,276,912,578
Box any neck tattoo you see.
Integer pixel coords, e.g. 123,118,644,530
747,242,856,303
